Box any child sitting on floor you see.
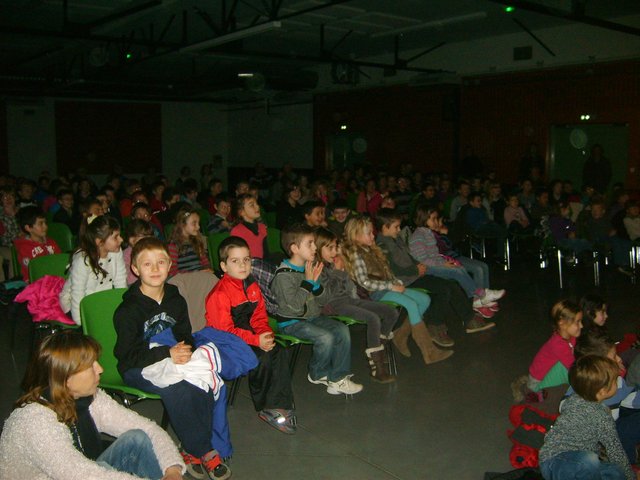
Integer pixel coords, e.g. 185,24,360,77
341,216,452,366
528,299,582,392
114,237,232,480
205,236,296,434
580,294,608,336
538,355,634,480
315,227,398,383
59,215,126,324
168,205,211,277
271,223,363,395
14,206,61,282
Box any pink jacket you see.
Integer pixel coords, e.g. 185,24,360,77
14,275,75,325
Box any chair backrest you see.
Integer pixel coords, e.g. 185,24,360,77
47,222,75,252
263,211,277,228
207,231,230,271
267,227,282,254
80,288,128,388
28,252,70,283
10,245,20,278
164,223,175,240
196,208,210,234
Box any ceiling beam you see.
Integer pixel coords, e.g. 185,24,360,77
85,1,162,31
487,0,640,37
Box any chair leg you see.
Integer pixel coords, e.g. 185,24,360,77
557,249,564,289
160,406,170,430
288,344,302,375
631,246,637,285
385,341,398,376
504,238,511,271
593,251,600,286
226,377,242,407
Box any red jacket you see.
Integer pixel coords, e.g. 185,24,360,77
14,237,61,282
205,273,271,347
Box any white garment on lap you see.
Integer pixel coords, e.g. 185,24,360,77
142,343,223,400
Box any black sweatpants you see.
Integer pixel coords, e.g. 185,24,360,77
249,343,294,411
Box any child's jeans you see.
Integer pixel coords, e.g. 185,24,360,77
97,429,163,479
281,316,351,382
370,288,430,326
540,451,626,480
423,265,477,297
329,298,398,348
457,256,490,290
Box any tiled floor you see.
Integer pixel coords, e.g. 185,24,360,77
2,256,638,479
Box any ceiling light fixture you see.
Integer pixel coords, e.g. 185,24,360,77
180,21,282,53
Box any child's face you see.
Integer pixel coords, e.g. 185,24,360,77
469,196,482,208
60,194,73,210
292,234,317,262
459,184,470,197
26,217,48,242
133,208,151,221
128,234,148,248
184,214,200,236
381,197,396,209
132,248,171,286
382,220,401,239
560,206,570,218
305,207,325,227
591,204,605,219
538,192,549,206
210,182,223,196
558,312,583,339
332,208,349,223
221,246,252,280
216,201,231,218
508,197,519,208
628,206,640,218
99,230,123,254
289,187,301,202
356,225,375,247
236,183,249,195
320,240,338,264
240,198,261,222
522,180,532,193
594,305,608,326
88,203,104,217
425,212,439,230
607,345,624,371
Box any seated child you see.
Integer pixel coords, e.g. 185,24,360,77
409,205,504,318
326,198,353,239
503,194,531,234
52,189,81,235
580,294,608,336
315,227,398,383
465,192,508,260
123,218,153,285
538,355,634,480
302,200,327,228
230,194,269,260
131,202,164,241
114,237,232,480
375,209,494,342
341,216,452,366
548,201,592,260
168,205,211,277
275,185,302,230
59,215,127,324
271,223,363,395
14,206,61,282
623,200,640,242
528,299,582,392
207,193,232,234
205,236,296,433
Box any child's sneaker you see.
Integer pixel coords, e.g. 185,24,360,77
307,373,329,386
488,304,500,312
326,375,363,395
465,316,496,333
201,450,231,480
180,448,206,479
483,289,506,302
473,306,496,319
473,298,497,309
258,409,297,434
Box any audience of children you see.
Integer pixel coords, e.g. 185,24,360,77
168,205,211,277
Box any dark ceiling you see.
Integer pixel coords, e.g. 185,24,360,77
1,0,640,104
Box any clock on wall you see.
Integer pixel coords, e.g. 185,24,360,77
352,137,367,154
569,128,588,150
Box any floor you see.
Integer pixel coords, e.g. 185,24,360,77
2,255,638,480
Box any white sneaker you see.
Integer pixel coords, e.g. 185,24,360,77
326,375,363,395
307,374,329,386
483,289,506,303
473,298,497,309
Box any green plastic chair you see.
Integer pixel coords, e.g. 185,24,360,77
267,227,283,255
80,288,167,427
207,231,231,271
10,244,20,278
47,222,75,252
263,211,277,228
196,208,210,234
164,223,175,241
268,316,313,374
28,253,70,283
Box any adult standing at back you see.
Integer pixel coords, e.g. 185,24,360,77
582,144,612,195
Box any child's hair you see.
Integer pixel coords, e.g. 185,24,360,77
414,204,439,229
78,199,101,218
375,208,402,231
170,205,206,258
218,236,250,264
126,218,153,242
575,329,615,360
56,189,73,201
302,200,324,218
569,355,619,402
314,227,338,261
17,206,45,233
215,192,232,207
468,192,482,203
341,216,394,280
626,199,639,212
234,193,256,218
131,236,170,267
330,198,349,211
580,294,606,331
281,223,315,257
550,299,581,330
74,215,121,279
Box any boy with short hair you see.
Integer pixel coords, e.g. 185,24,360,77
271,223,362,395
207,194,232,234
14,206,61,282
327,199,353,238
449,180,470,221
114,237,232,480
302,200,327,228
52,189,81,234
205,236,296,434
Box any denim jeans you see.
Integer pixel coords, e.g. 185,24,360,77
331,298,398,347
540,451,626,480
457,256,490,290
372,289,430,326
425,264,477,297
282,316,351,382
97,429,163,479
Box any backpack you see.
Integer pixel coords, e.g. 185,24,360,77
507,404,557,468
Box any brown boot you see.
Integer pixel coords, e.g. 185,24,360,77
391,315,412,357
410,321,454,365
366,346,396,383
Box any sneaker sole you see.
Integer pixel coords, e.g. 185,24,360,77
466,321,496,333
431,338,455,348
326,386,363,395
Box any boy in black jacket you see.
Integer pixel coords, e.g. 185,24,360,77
113,237,231,480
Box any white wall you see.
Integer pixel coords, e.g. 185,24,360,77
227,102,313,170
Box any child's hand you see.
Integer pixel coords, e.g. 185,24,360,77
333,255,345,271
305,260,323,282
391,284,405,293
259,332,275,352
313,261,324,281
417,263,427,276
169,342,192,365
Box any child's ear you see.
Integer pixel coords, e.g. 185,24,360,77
290,243,299,255
219,261,228,273
131,263,140,277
